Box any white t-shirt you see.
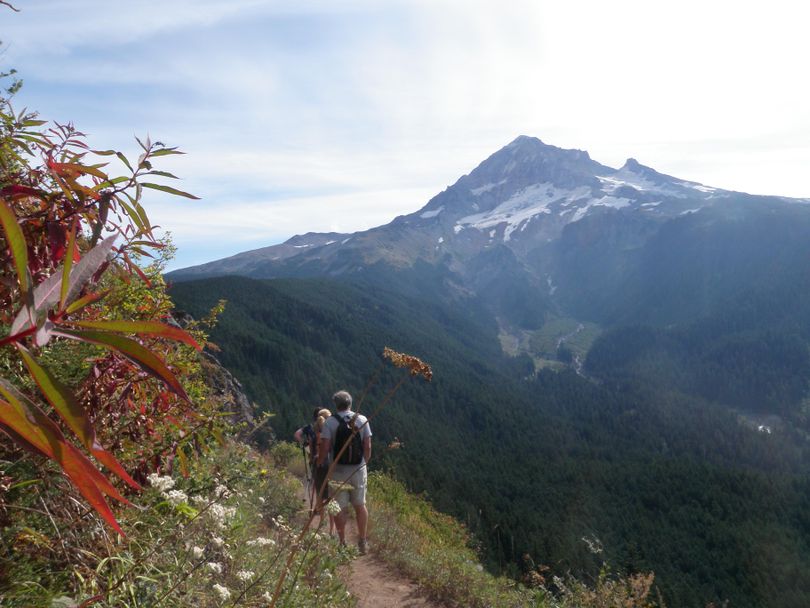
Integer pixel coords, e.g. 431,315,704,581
321,410,371,466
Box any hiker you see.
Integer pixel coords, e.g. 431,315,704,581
318,390,372,554
294,408,335,535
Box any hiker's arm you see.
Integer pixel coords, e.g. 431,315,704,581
317,437,330,467
363,435,371,464
293,428,303,444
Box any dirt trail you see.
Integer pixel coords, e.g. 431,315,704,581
296,481,443,608
339,514,441,608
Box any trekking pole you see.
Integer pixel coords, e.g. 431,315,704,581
301,445,313,512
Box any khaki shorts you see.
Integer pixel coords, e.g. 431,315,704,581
329,464,367,510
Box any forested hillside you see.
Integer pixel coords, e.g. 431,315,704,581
170,276,810,608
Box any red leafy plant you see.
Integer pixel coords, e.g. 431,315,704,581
0,100,200,534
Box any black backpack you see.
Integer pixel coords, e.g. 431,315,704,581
332,413,363,465
302,424,317,462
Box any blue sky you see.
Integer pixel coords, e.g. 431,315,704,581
4,0,810,270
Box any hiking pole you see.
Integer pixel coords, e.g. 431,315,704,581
301,445,313,513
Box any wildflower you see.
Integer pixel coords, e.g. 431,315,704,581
236,570,254,581
246,537,276,547
383,347,433,381
146,473,175,492
211,536,225,548
260,469,268,476
325,500,342,516
191,546,204,559
262,592,272,601
206,562,223,574
212,583,231,601
215,484,232,499
191,495,208,506
208,504,236,529
258,497,265,504
163,489,188,506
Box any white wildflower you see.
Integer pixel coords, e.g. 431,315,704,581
191,495,208,506
212,583,231,601
191,546,204,559
163,489,188,506
146,473,175,492
258,497,265,504
262,592,272,601
215,484,232,499
236,570,254,581
325,500,342,516
246,537,275,547
206,562,223,574
208,504,237,529
211,536,225,548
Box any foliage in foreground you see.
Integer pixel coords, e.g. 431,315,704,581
0,442,354,607
0,84,206,534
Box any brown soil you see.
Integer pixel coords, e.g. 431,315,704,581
296,480,443,608
340,515,443,608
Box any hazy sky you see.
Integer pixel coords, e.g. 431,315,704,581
4,0,810,269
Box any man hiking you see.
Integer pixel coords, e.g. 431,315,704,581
318,390,372,554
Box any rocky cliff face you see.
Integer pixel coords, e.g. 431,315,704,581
172,311,273,442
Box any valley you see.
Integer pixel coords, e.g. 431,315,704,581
168,136,810,607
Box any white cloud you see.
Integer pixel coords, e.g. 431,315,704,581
4,0,810,271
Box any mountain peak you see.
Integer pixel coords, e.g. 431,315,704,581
457,136,608,194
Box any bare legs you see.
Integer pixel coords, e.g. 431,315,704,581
334,503,368,544
354,504,368,541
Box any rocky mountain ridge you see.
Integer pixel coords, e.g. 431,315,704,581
169,135,810,334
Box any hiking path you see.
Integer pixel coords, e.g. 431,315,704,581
295,481,444,608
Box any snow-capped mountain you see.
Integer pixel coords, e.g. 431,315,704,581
169,135,810,330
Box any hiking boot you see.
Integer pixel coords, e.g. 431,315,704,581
358,538,369,555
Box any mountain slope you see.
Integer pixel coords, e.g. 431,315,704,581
171,276,810,608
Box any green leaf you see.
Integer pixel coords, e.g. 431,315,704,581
145,170,179,180
0,197,31,302
149,148,184,157
8,479,41,491
70,320,202,350
60,221,76,310
65,290,108,315
94,176,129,189
56,329,189,400
141,183,199,200
116,152,133,173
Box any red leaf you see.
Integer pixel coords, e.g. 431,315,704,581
70,320,201,350
0,185,44,199
47,221,67,263
0,385,128,535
